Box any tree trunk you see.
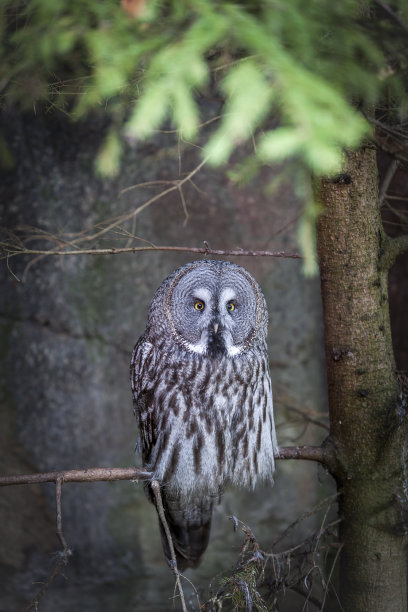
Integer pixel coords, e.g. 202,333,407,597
316,147,408,611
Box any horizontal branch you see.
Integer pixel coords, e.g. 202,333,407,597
0,467,152,487
277,445,325,464
1,244,302,260
0,447,325,488
382,234,408,270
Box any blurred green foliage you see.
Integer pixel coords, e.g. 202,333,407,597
1,0,407,271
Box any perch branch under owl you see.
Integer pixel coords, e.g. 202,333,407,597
0,447,327,487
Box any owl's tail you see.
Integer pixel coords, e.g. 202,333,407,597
157,493,213,570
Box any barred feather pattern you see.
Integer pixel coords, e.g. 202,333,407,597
130,260,278,569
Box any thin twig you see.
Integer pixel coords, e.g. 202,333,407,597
291,585,323,610
386,195,408,201
151,480,188,612
25,476,73,611
375,1,408,30
265,520,340,561
25,552,70,611
271,494,339,549
178,186,190,226
6,255,21,282
177,572,202,611
383,201,408,227
55,476,68,550
379,159,399,206
281,403,330,432
72,157,210,246
320,543,344,611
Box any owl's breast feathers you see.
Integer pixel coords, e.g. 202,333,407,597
131,335,277,499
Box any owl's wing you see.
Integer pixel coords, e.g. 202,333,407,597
130,336,158,464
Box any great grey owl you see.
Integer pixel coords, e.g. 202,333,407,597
130,260,278,569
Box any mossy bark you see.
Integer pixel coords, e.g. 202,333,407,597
316,147,408,611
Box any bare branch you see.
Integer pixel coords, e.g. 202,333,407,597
0,243,302,260
0,447,327,489
0,466,152,487
381,234,408,270
276,445,326,464
0,153,303,271
0,152,303,275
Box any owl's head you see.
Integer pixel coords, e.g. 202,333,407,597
148,260,268,357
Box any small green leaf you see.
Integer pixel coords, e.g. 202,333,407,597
298,198,321,276
126,80,170,138
304,141,342,174
95,130,122,177
258,128,304,162
172,83,199,139
206,59,273,164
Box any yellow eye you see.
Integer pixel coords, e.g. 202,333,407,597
226,302,235,312
194,300,205,311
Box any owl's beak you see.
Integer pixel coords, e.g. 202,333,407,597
213,322,219,334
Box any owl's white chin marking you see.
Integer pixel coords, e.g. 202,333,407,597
184,339,243,356
183,329,243,356
185,340,206,354
227,345,244,356
183,329,208,354
223,329,244,356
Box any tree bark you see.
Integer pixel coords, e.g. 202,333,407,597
316,147,408,611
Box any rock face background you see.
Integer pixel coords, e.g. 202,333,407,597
0,112,331,611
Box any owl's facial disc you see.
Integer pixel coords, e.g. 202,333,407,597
169,267,259,357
